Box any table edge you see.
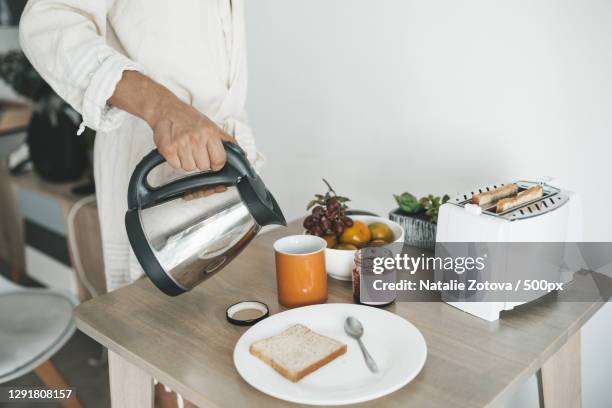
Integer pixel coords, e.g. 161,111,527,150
76,297,605,408
75,315,224,408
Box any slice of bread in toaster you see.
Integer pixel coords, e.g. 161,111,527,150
496,185,544,213
472,183,518,206
249,324,347,382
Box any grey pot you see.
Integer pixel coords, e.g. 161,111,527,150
389,209,437,250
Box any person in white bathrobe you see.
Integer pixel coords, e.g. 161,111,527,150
19,1,259,406
19,0,263,290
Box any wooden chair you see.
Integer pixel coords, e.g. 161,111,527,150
0,274,82,408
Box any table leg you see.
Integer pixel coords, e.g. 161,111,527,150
108,350,154,408
537,330,581,408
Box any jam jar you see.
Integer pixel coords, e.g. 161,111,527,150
352,248,396,306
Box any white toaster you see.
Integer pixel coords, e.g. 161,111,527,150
435,178,583,321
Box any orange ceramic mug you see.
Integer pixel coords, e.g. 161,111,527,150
273,235,328,308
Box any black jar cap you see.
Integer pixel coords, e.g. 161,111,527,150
226,301,269,326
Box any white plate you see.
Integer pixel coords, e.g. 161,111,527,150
233,303,427,405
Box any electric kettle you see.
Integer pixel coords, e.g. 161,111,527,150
125,142,286,296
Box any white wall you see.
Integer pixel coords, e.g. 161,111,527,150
245,1,611,406
246,0,612,240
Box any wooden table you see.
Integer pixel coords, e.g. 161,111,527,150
75,220,604,408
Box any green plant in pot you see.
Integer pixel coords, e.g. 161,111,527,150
389,192,449,250
0,50,88,181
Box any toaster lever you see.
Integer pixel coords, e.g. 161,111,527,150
534,176,561,188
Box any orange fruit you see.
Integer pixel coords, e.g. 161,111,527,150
368,222,394,243
323,235,337,248
333,243,359,250
368,239,388,247
340,221,372,248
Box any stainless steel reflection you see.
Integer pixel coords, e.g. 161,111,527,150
139,186,259,290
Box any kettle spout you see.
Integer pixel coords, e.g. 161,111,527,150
267,192,287,226
235,174,287,227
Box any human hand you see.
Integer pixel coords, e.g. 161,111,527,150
147,94,235,172
109,72,235,197
147,93,236,198
110,71,236,173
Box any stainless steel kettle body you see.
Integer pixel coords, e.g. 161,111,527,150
125,142,285,296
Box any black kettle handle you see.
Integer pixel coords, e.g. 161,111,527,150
127,142,254,209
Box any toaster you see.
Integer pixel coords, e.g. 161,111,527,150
435,178,583,321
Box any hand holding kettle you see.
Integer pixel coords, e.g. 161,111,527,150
110,71,236,184
151,99,234,200
149,97,235,172
125,141,286,296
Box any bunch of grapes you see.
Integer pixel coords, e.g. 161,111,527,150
304,197,353,237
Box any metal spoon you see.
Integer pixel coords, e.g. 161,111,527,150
344,316,379,373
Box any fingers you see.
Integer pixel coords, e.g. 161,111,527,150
191,126,230,172
193,137,210,171
207,138,227,171
151,98,237,172
183,186,227,201
154,120,180,169
177,142,196,171
176,127,228,172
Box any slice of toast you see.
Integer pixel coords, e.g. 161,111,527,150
472,183,518,206
496,185,544,213
249,324,347,382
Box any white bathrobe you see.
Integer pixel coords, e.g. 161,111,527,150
19,0,262,291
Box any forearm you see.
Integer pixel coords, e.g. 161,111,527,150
109,71,234,172
108,71,174,127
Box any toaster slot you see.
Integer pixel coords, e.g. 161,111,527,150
449,180,569,221
486,189,556,215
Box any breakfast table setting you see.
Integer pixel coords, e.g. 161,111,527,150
73,147,608,407
75,215,604,408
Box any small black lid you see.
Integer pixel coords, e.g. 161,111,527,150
226,301,269,326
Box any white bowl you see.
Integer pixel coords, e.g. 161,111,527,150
323,215,404,281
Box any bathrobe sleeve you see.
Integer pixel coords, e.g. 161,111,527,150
19,0,144,133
